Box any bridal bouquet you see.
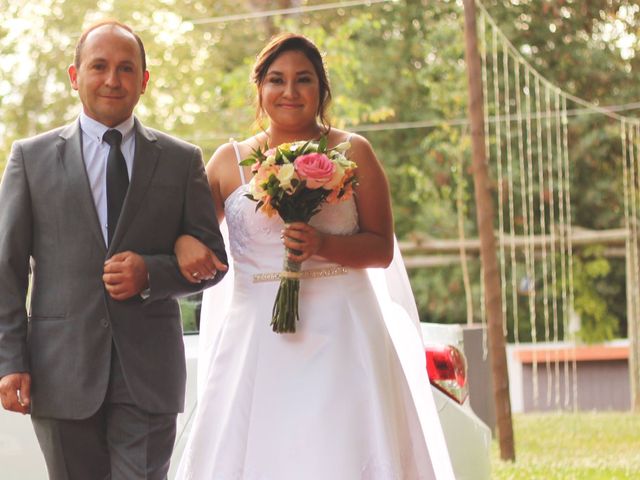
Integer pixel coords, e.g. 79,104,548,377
241,137,357,333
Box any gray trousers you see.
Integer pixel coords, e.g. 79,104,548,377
32,347,177,480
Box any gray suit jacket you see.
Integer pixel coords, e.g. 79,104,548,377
0,118,227,419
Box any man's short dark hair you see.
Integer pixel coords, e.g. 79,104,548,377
74,19,147,72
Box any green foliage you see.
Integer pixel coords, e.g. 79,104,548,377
179,292,201,333
572,246,622,342
478,0,639,339
482,0,640,106
410,262,484,325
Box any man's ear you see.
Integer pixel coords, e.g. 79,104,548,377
68,64,79,91
140,70,150,94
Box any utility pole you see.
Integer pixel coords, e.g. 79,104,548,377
462,0,515,461
623,120,640,411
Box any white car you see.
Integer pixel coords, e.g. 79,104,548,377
0,314,491,479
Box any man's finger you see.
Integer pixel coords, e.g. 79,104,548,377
104,251,130,265
197,257,217,279
2,394,26,413
0,391,14,410
18,376,31,409
179,267,202,284
0,374,31,414
182,266,202,283
103,272,125,285
108,287,136,300
105,283,129,295
103,262,125,274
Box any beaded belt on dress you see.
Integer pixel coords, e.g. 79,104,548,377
252,266,349,283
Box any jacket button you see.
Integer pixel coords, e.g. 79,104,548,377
101,319,110,328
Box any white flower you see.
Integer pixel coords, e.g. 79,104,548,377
276,163,298,192
330,151,356,170
263,154,276,167
332,141,351,153
248,179,268,201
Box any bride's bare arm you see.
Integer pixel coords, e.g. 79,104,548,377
282,135,394,268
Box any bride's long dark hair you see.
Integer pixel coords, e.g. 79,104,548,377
251,32,332,133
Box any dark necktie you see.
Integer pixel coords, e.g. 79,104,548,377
103,129,129,245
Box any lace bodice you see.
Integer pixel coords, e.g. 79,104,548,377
224,184,358,276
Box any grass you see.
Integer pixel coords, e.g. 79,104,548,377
491,412,640,479
179,294,201,333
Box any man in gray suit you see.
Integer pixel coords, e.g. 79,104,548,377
0,20,227,479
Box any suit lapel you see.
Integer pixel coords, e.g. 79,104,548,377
58,121,106,252
108,119,160,253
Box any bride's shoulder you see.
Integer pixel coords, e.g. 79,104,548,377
328,129,376,164
328,129,370,150
207,143,237,174
209,136,260,168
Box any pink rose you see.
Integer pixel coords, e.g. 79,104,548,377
294,153,335,189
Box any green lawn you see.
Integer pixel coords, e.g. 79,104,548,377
179,294,202,333
491,412,640,479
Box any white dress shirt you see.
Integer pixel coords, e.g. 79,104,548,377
79,112,135,246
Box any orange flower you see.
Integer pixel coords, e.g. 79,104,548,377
260,197,278,218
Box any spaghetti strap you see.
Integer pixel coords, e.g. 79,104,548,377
231,140,247,185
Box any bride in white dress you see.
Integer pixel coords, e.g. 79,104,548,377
173,33,455,480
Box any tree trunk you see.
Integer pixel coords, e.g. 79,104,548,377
462,0,515,461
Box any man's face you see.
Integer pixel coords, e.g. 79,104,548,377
68,25,149,127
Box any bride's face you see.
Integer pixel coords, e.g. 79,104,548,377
260,50,321,130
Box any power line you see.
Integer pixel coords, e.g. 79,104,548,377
186,0,396,25
350,101,640,132
475,0,639,124
187,100,640,142
128,0,640,142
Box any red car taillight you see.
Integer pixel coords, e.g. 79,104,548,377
425,344,469,404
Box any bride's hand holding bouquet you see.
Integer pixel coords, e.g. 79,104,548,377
240,137,357,333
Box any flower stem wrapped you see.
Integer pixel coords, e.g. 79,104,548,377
271,248,302,333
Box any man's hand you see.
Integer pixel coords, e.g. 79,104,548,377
103,251,149,300
174,234,228,284
0,373,31,414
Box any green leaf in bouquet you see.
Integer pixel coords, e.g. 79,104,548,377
299,139,313,154
265,175,280,196
281,148,297,162
318,136,328,152
240,143,269,166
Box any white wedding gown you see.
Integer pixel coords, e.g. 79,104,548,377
175,159,455,479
